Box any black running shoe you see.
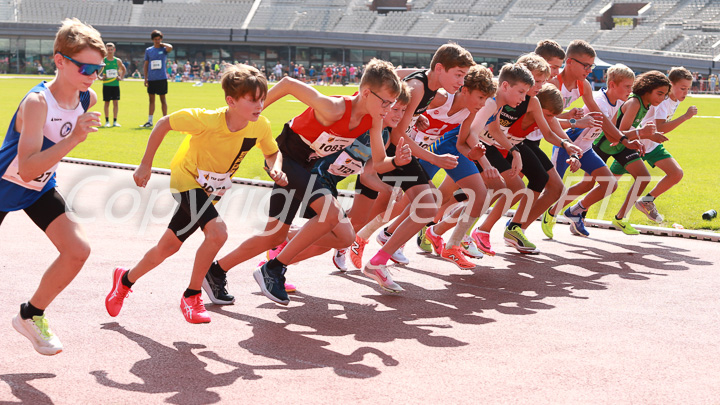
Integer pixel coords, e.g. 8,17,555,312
253,262,289,305
202,262,235,305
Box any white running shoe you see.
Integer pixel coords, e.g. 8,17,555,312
12,313,63,356
104,122,111,128
461,235,484,259
333,248,348,272
113,122,121,127
390,245,410,265
362,262,404,293
375,229,391,246
635,200,664,223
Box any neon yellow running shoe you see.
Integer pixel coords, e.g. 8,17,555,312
612,217,640,235
416,226,433,253
541,208,557,239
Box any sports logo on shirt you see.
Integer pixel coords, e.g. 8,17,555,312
60,122,73,137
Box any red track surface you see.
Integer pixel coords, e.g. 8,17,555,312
1,163,719,404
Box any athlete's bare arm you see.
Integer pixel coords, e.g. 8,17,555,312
264,151,287,187
264,77,346,124
391,80,457,169
134,116,173,187
655,105,697,133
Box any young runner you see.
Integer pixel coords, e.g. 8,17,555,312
1,18,105,355
105,64,285,323
207,59,405,303
612,67,697,223
468,55,583,254
545,64,636,237
361,44,484,286
100,42,126,128
537,40,646,236
601,71,671,233
268,83,413,271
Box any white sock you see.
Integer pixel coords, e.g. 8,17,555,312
447,211,477,248
148,115,153,123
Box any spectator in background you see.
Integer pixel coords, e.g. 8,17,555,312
141,29,172,128
349,64,356,83
203,61,211,82
273,62,282,81
171,60,178,76
132,69,142,79
183,60,191,81
100,42,126,127
191,61,200,80
710,73,717,93
325,64,332,85
36,61,45,75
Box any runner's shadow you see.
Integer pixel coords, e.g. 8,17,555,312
90,322,259,405
208,305,401,379
0,373,55,405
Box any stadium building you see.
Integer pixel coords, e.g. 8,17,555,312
0,0,717,84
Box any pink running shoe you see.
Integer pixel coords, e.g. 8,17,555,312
106,267,132,317
258,260,296,292
349,235,368,269
424,225,445,255
180,294,211,324
266,240,288,261
471,228,495,256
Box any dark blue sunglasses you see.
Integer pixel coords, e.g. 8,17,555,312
59,52,105,76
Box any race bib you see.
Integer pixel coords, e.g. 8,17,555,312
415,134,441,150
1,155,57,191
582,127,603,142
195,169,233,196
327,151,363,177
307,132,355,157
106,69,118,79
150,60,162,70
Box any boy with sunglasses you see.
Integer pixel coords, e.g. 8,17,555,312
0,18,105,355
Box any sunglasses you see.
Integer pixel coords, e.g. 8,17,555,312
369,89,395,108
569,57,596,72
59,52,105,76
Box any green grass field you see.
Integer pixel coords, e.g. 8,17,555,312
1,76,718,231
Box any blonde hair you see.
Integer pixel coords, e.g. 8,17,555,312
359,58,401,97
517,53,551,79
221,64,267,101
396,81,411,105
463,64,496,96
536,83,563,115
606,63,634,84
430,42,475,71
54,18,106,58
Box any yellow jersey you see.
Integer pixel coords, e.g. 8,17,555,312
168,107,277,193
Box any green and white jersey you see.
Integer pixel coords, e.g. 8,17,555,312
103,57,121,87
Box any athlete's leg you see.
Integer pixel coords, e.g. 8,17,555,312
648,157,683,199
159,94,168,116
615,159,651,219
29,214,90,310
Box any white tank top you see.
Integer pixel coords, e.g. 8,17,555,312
1,86,87,191
527,73,583,142
408,93,471,150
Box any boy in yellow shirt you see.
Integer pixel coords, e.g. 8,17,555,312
105,64,286,324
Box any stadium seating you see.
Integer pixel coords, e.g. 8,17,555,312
3,0,720,56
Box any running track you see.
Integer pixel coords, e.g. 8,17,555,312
1,163,719,404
